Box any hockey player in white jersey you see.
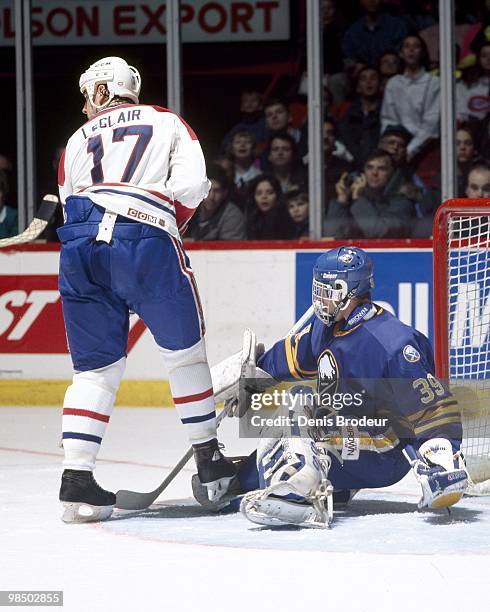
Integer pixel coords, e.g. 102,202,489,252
57,57,236,523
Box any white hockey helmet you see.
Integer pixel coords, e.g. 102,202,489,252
79,56,141,110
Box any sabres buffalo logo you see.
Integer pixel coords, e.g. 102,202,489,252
339,250,354,264
403,344,421,363
317,349,339,396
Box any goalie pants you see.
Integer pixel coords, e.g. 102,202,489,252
58,197,216,470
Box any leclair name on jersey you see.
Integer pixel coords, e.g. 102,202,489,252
81,109,142,138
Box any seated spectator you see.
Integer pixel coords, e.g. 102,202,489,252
0,154,12,171
424,122,482,205
286,188,309,239
379,124,440,236
246,174,295,240
342,0,408,75
466,2,490,63
456,41,490,124
323,118,353,207
213,154,234,183
220,90,267,153
379,124,413,166
339,66,382,169
379,123,428,192
378,50,402,92
325,149,415,238
264,133,306,193
456,123,481,196
381,34,440,163
263,98,301,144
460,161,490,237
188,165,246,241
226,130,261,205
299,109,353,166
465,161,490,198
0,169,18,239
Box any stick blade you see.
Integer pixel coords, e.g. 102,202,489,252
115,489,156,511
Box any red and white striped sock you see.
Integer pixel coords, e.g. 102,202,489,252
161,340,217,445
62,358,125,471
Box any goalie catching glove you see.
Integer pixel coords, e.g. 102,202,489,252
403,438,468,509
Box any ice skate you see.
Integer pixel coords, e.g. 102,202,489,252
191,454,246,510
192,439,238,503
59,469,115,523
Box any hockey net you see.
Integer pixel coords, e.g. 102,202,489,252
434,199,490,494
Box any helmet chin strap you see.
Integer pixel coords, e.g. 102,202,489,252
323,287,358,327
328,295,351,325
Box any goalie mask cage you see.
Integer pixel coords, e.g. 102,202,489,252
434,199,490,494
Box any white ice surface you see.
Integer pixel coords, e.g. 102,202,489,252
1,407,490,612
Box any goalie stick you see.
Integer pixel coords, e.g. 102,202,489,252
0,194,59,248
115,305,315,511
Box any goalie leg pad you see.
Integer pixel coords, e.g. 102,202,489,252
258,436,323,498
62,357,125,471
241,436,333,528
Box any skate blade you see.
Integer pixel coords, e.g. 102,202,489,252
206,476,236,502
192,474,242,511
61,502,114,524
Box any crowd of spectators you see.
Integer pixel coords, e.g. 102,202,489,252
4,0,490,242
190,0,490,241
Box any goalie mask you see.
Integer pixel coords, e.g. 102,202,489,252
79,57,141,110
312,246,374,326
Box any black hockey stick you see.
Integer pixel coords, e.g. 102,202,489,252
115,398,236,511
0,194,59,248
115,305,315,511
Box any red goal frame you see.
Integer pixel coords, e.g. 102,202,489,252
433,198,490,380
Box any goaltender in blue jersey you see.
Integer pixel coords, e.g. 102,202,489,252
200,246,470,528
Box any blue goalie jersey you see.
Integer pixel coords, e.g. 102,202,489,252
257,303,462,452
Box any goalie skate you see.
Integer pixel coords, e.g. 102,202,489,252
240,485,334,529
60,469,115,524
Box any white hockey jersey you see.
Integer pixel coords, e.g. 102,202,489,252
58,104,210,238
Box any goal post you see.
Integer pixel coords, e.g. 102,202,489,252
433,199,490,494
